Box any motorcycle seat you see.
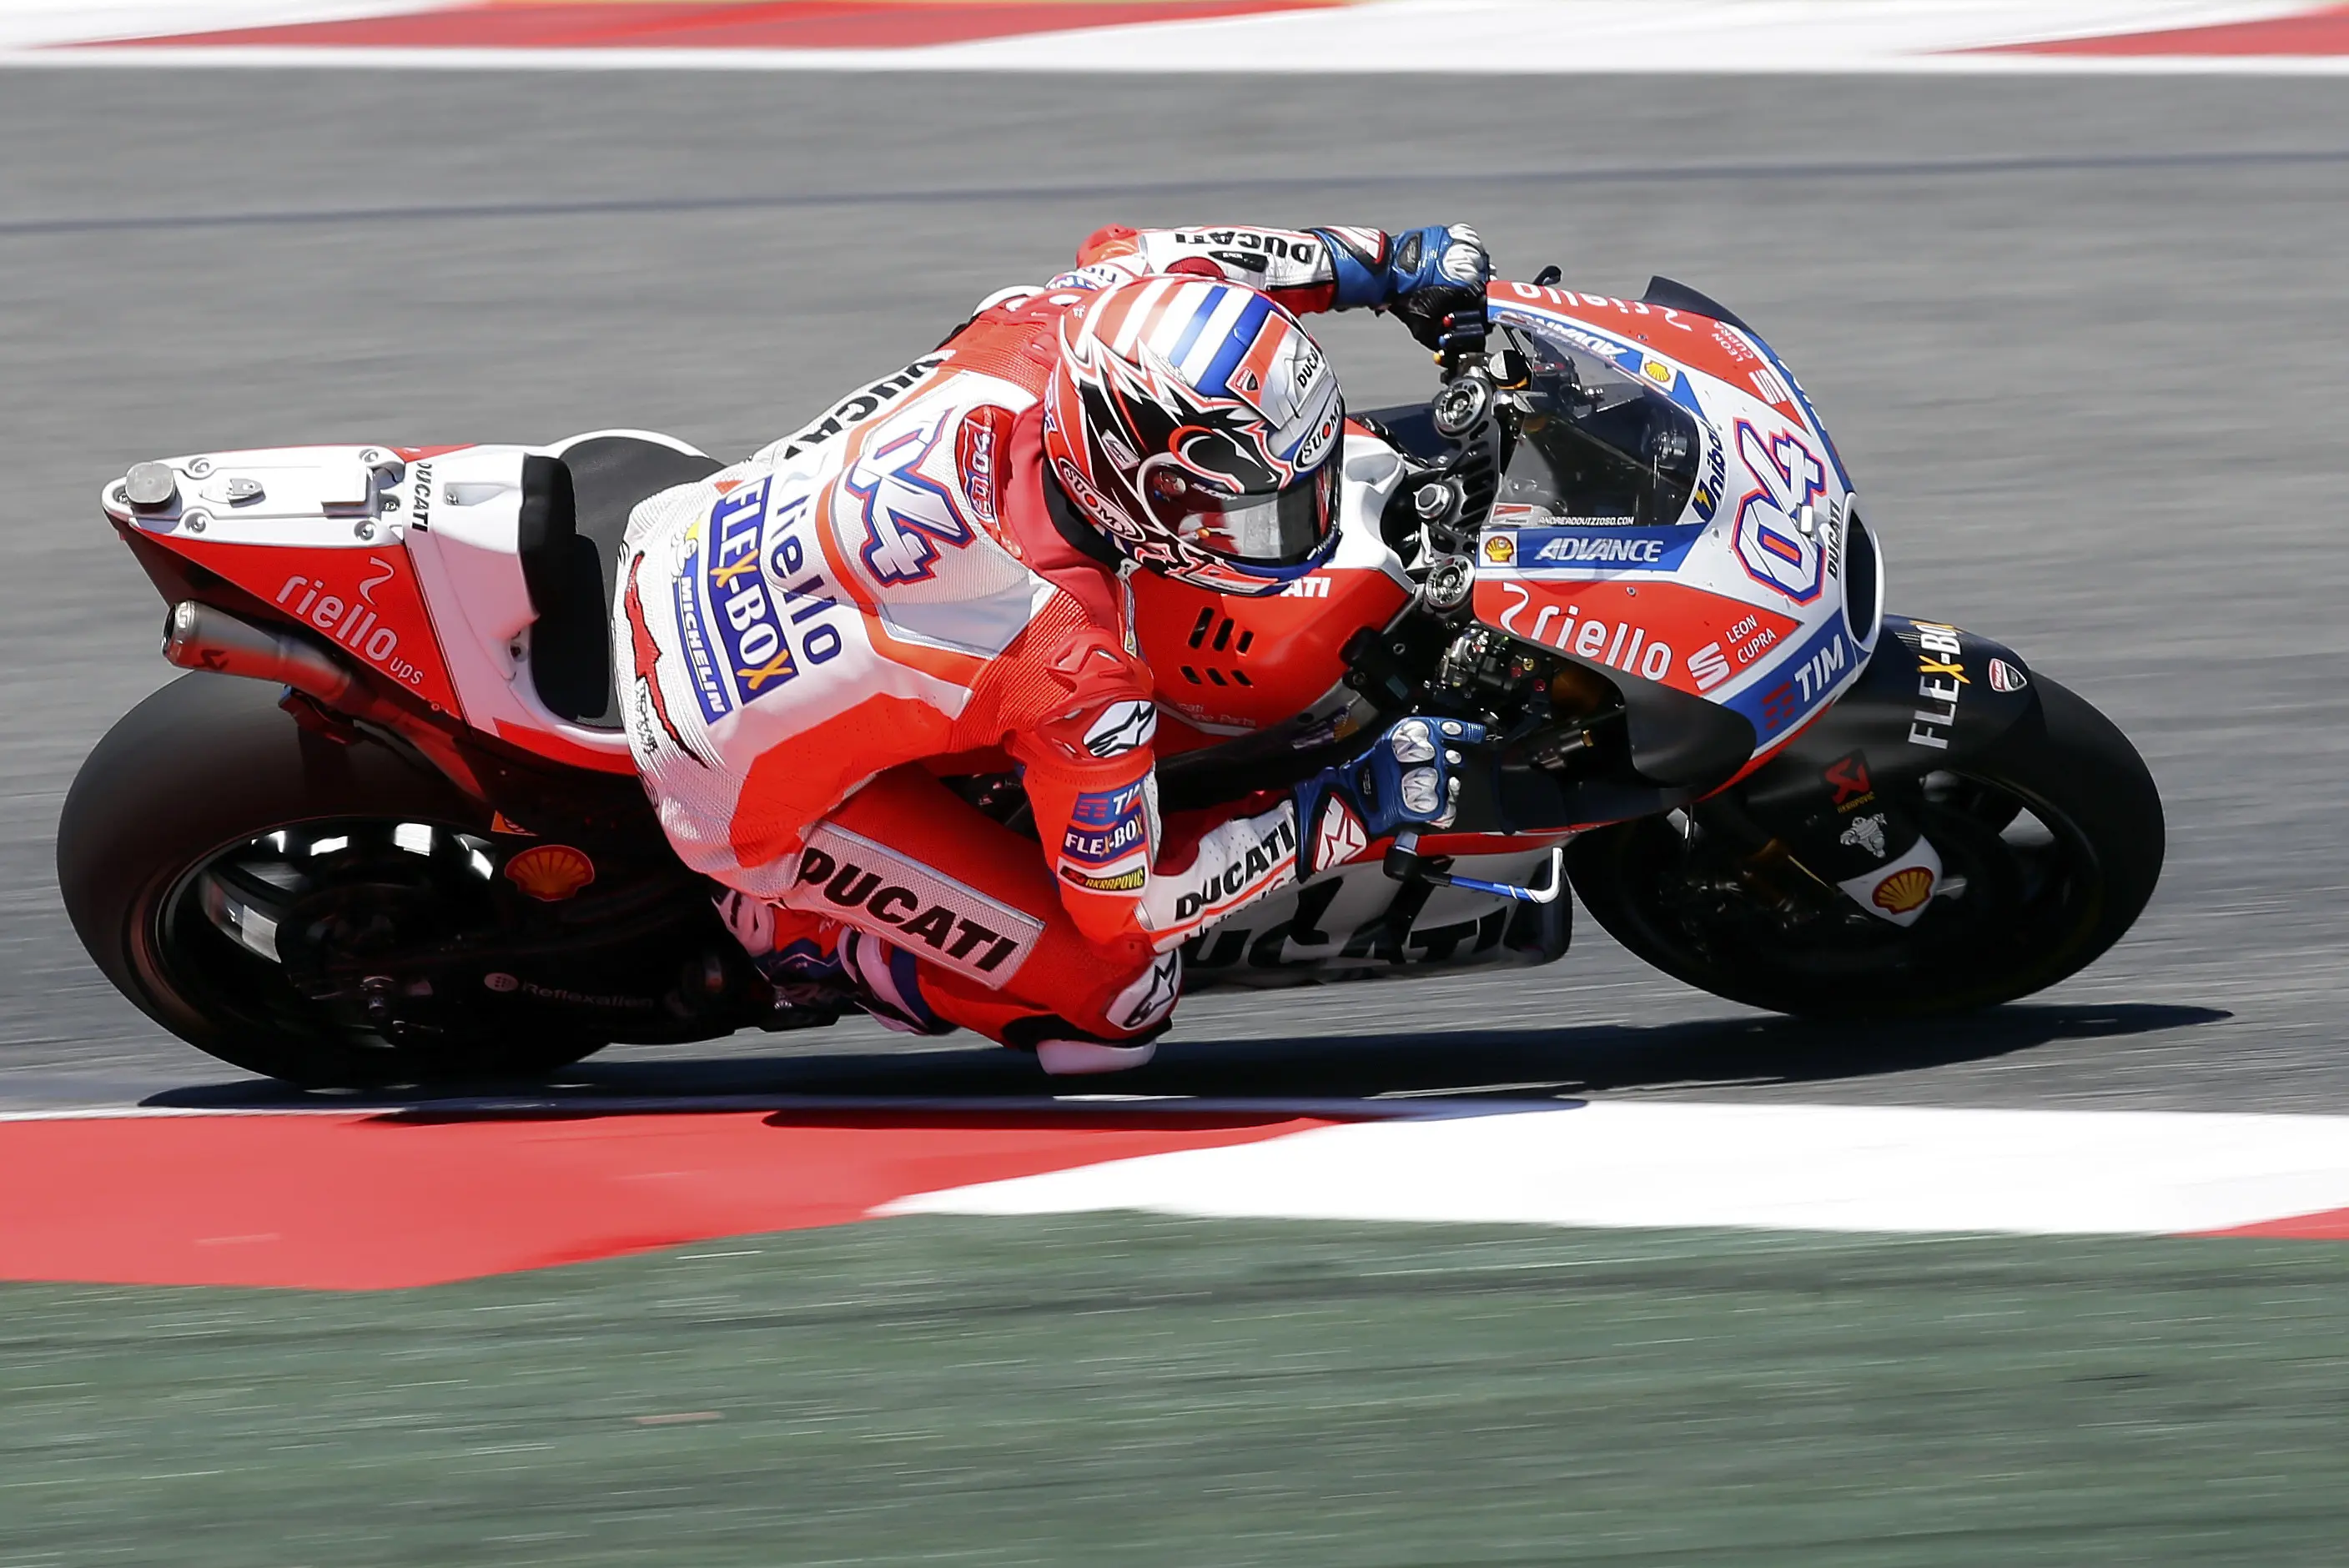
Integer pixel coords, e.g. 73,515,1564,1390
516,435,721,728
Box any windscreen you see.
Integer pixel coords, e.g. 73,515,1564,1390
1491,320,1705,528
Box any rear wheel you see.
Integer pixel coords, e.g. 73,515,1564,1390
1567,676,2162,1018
58,674,608,1088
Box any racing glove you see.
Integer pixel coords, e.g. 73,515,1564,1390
1317,224,1492,349
1292,716,1486,879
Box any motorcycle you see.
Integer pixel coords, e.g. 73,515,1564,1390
58,275,2163,1087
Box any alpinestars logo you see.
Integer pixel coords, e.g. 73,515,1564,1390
622,554,707,769
1083,700,1157,758
1313,796,1369,873
1111,951,1183,1032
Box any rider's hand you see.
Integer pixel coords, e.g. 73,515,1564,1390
1293,716,1486,878
1387,224,1491,350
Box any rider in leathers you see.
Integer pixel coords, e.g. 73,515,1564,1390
616,223,1491,1073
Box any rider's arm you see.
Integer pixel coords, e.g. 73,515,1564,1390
1010,687,1298,955
1066,224,1488,319
1014,688,1486,956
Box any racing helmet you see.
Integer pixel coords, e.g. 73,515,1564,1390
1043,277,1344,596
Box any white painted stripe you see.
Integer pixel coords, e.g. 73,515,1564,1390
0,0,2333,72
21,46,2349,75
917,0,2319,74
1109,277,1177,355
0,0,420,50
884,1100,2349,1237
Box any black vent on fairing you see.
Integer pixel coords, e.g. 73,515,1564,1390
1180,608,1257,688
1843,511,1881,646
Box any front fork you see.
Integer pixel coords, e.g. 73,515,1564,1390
1722,768,1949,929
1713,616,2044,929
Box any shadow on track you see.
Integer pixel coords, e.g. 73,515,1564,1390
138,1002,2230,1113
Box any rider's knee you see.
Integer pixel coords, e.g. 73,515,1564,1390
1034,1038,1159,1075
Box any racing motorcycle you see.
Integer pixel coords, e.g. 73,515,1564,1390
58,274,2163,1087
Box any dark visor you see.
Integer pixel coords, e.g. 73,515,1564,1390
1149,459,1336,567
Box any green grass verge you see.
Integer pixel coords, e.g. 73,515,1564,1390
2,1218,2345,1565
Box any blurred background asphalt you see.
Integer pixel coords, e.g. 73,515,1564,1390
3,71,2344,1111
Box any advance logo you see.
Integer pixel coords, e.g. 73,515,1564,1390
1517,526,1698,573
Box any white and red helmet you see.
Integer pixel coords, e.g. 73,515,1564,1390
1043,277,1345,596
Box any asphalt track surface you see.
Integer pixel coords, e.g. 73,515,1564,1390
3,71,2344,1115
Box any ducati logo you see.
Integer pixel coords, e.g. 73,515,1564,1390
789,824,1044,988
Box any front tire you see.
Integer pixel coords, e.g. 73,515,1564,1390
58,673,605,1088
1567,676,2162,1018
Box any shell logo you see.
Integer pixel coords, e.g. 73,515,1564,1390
1871,866,1934,916
503,844,596,902
1483,534,1516,565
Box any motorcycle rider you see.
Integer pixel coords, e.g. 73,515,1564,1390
616,223,1491,1074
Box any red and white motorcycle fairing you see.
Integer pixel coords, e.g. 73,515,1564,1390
101,432,699,777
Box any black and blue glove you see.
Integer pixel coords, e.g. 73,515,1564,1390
1317,224,1491,350
1293,715,1486,878
1387,224,1490,297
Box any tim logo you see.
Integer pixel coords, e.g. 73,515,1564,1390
845,408,977,585
1732,420,1828,604
1060,781,1148,868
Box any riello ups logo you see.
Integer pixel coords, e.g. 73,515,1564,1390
272,556,430,690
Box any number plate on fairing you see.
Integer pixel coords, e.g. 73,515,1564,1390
1470,284,1880,756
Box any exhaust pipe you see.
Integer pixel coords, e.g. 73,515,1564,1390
161,601,358,706
159,600,487,798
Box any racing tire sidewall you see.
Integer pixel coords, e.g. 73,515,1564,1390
1567,674,2164,1020
56,672,592,1088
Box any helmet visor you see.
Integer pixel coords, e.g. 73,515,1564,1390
1150,458,1337,568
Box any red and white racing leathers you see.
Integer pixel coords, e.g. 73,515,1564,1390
615,225,1398,1054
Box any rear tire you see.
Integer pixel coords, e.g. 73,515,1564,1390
58,673,604,1088
1567,675,2162,1018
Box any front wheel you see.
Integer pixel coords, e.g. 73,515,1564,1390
1567,675,2162,1018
